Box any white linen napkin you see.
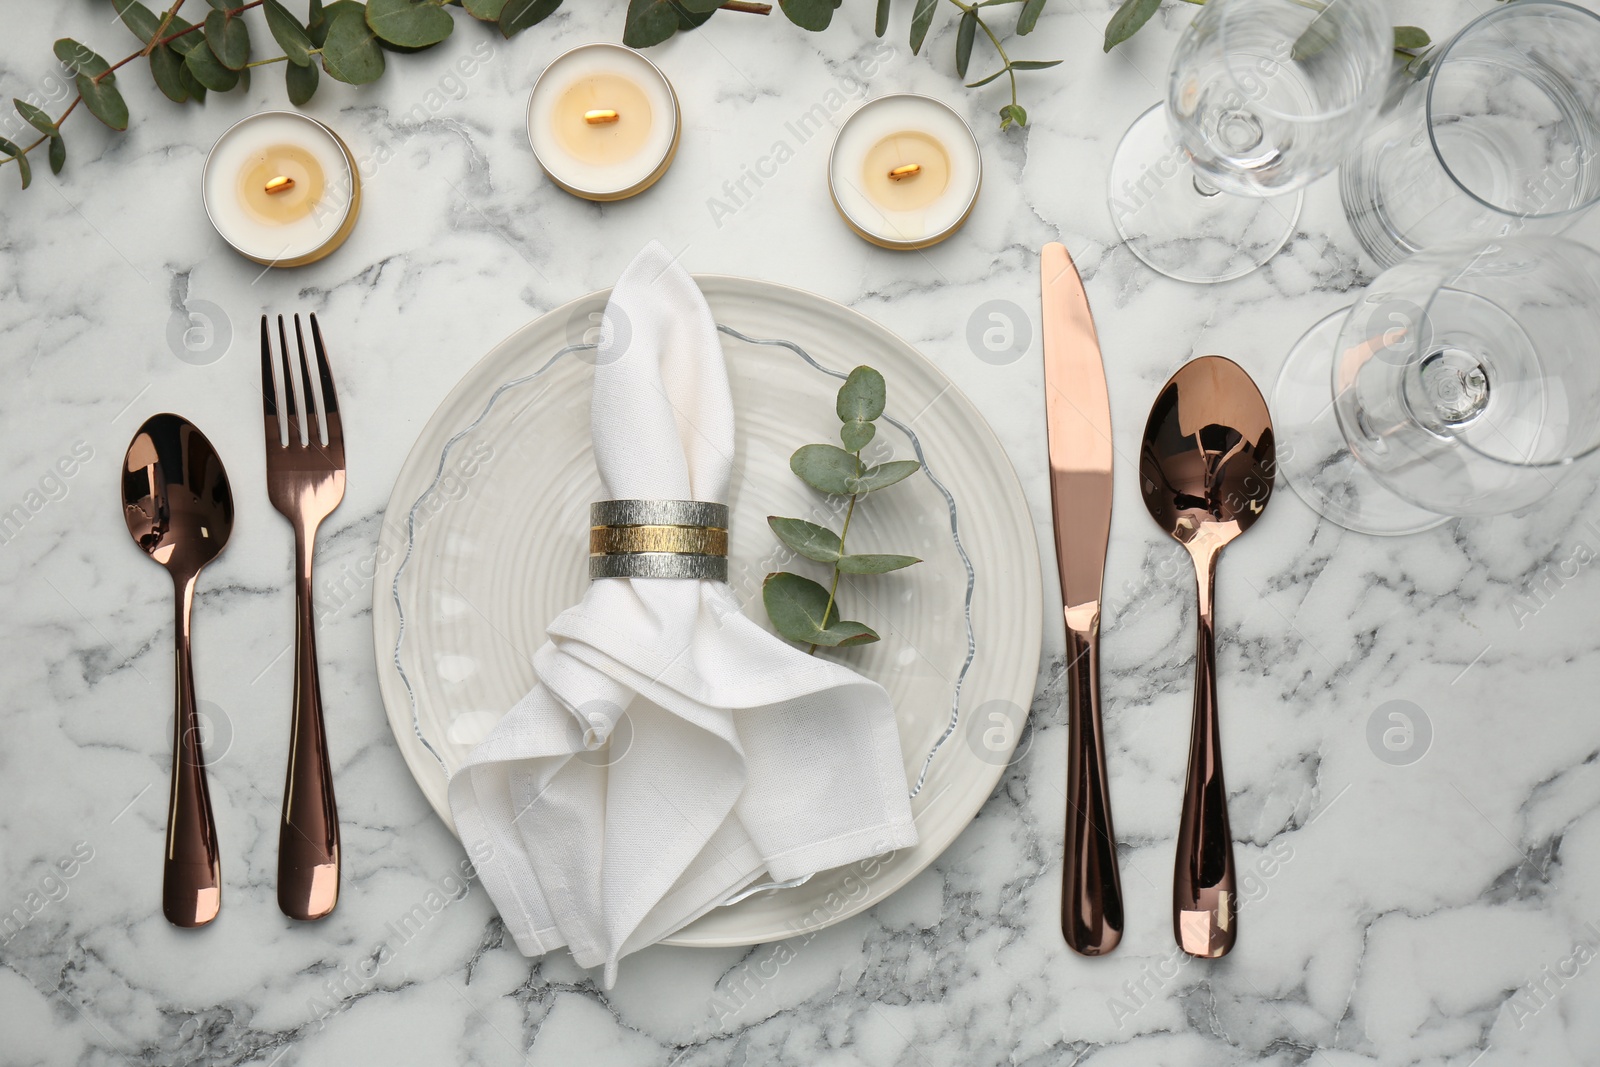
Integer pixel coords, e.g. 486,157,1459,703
447,242,918,985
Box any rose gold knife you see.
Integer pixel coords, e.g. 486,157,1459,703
1041,242,1124,956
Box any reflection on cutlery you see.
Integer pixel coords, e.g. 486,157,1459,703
262,313,345,921
1138,355,1275,958
1041,242,1124,956
121,414,234,927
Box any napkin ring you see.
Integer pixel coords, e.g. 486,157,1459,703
589,499,729,581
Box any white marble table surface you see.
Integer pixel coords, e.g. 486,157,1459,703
3,1,1600,1064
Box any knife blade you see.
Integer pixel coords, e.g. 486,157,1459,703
1041,241,1123,956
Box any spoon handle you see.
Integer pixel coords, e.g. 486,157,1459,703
1062,611,1124,955
1175,545,1237,957
166,576,221,928
278,525,340,921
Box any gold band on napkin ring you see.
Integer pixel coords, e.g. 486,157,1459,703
589,499,729,581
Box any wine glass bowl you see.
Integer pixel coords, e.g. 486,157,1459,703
1110,0,1392,284
1341,1,1600,268
1169,0,1393,197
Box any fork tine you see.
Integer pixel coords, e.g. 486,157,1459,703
292,315,317,446
308,315,344,455
278,314,301,447
308,315,339,416
260,315,278,423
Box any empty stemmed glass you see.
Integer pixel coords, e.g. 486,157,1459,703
1273,236,1600,535
1341,1,1600,269
1108,0,1392,284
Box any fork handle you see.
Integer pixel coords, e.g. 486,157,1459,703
279,524,340,921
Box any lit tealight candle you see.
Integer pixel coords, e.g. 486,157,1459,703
527,43,680,201
829,94,982,250
203,111,360,267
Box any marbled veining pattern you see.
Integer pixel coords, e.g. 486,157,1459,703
3,0,1599,1064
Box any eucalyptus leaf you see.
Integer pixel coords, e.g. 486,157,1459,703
955,9,976,78
462,0,508,19
54,39,110,77
1017,0,1046,34
810,620,879,648
111,0,163,45
185,39,240,90
1103,0,1161,52
1010,59,1060,70
1393,25,1429,53
310,0,362,48
623,0,686,47
206,0,231,10
779,0,843,32
836,365,886,425
149,42,190,101
768,517,843,563
286,55,319,104
0,134,27,189
177,61,207,102
875,0,890,36
499,0,562,35
321,6,387,84
77,73,129,130
840,420,875,451
164,16,203,56
848,459,920,493
14,99,54,136
264,0,316,66
909,0,937,54
790,443,860,495
965,67,1006,88
205,9,252,70
11,146,31,189
48,133,65,174
837,553,920,574
762,572,878,647
999,102,1027,128
367,0,455,48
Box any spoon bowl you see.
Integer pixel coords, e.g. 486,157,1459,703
122,413,234,927
1139,356,1274,958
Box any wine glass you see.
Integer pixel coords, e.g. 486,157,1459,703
1273,236,1600,535
1108,0,1392,284
1341,1,1600,269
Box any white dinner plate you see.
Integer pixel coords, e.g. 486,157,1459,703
372,276,1042,947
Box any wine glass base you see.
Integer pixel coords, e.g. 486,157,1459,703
1272,309,1451,536
1108,104,1304,285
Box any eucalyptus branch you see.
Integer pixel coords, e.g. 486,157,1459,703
764,367,922,653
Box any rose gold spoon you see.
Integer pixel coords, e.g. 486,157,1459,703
1138,356,1274,958
122,413,234,927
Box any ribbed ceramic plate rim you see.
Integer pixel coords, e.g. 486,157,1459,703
371,275,1042,948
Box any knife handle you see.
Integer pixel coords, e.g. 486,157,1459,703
1062,611,1124,956
1174,545,1236,958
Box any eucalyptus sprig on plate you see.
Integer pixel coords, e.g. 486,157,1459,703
763,366,922,653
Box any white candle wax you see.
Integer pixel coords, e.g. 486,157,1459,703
829,94,982,250
203,112,359,267
527,44,680,201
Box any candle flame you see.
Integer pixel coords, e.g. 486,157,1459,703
888,163,921,181
584,109,620,125
264,175,296,195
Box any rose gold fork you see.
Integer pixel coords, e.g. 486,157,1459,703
262,313,344,921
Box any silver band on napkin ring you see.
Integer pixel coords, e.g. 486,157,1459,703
589,499,729,581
